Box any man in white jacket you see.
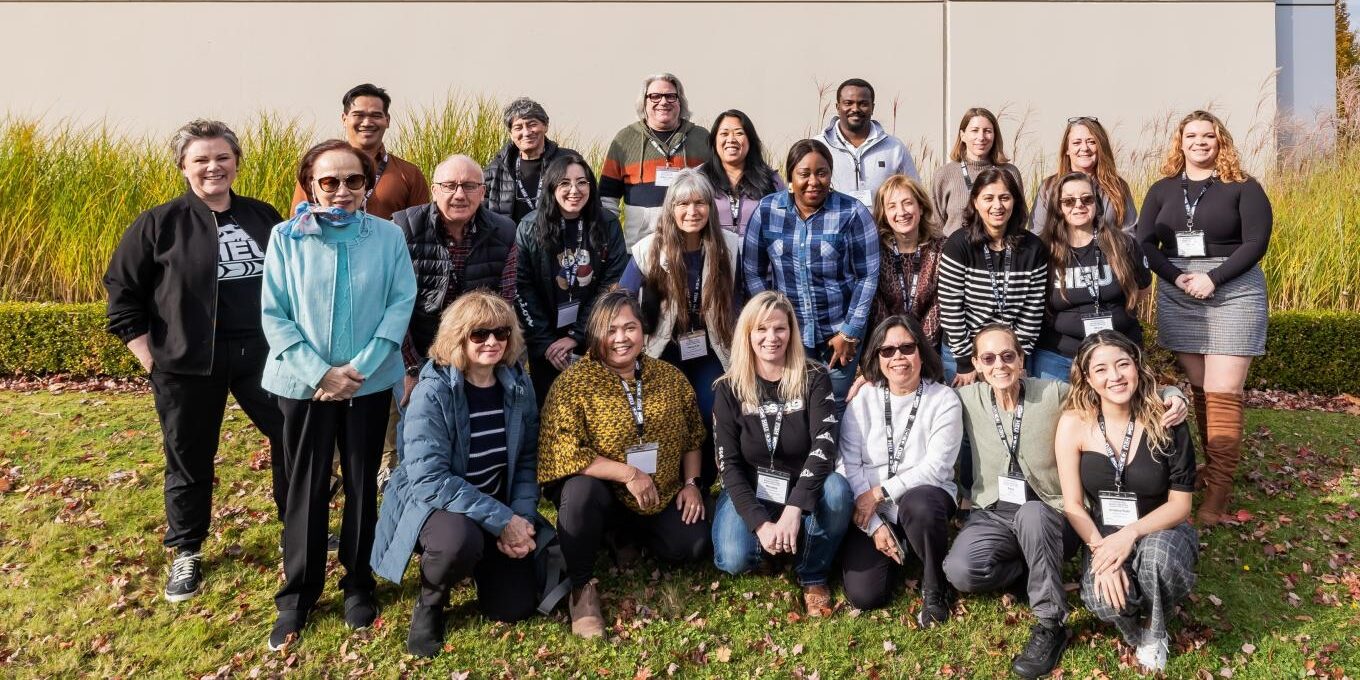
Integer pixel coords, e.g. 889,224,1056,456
820,78,921,207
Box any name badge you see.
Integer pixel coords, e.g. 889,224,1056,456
1098,490,1140,528
755,467,790,504
678,330,708,361
556,300,580,328
997,473,1028,506
1176,230,1207,257
625,442,659,475
654,166,680,187
1082,314,1115,337
849,189,872,207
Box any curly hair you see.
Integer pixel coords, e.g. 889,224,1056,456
1061,330,1170,456
426,290,525,371
1159,110,1247,183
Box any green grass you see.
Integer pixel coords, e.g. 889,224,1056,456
0,392,1357,677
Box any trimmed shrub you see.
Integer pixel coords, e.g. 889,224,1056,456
1248,310,1360,395
0,302,139,377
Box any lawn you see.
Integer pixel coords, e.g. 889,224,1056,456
0,391,1357,678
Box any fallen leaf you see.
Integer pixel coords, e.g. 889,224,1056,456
883,640,896,653
1242,643,1257,654
714,646,732,663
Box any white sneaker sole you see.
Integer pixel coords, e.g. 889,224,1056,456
164,587,200,603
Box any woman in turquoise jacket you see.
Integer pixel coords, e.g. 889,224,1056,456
260,139,416,651
371,291,540,657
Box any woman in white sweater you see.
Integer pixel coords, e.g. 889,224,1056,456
836,314,962,625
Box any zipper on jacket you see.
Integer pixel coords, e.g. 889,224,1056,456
207,210,221,371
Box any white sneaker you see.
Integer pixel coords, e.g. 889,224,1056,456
1134,631,1168,673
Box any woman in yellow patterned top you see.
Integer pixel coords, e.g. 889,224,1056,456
539,289,709,639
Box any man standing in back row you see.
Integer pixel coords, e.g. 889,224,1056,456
820,78,920,207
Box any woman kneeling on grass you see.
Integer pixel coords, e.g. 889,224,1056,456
1056,330,1198,674
370,291,540,657
710,291,852,617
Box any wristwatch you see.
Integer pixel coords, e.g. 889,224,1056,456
405,365,421,378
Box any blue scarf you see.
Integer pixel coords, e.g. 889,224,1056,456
281,202,363,239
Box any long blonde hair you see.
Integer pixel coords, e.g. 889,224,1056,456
719,292,809,409
1062,330,1170,456
1050,117,1130,226
1159,110,1247,183
644,169,736,344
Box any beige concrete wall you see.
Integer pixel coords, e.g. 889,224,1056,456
0,1,1276,180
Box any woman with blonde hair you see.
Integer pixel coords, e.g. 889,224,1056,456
1031,117,1138,235
869,175,945,347
709,292,852,617
1055,330,1198,674
931,107,1025,236
371,291,540,656
1135,110,1271,525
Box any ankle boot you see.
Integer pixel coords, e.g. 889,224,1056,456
569,581,605,638
1191,386,1209,491
1198,391,1244,525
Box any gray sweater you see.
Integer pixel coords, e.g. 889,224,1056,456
930,160,1025,236
1029,174,1138,236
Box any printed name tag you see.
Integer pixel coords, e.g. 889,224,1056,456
556,300,581,328
1099,490,1140,528
625,442,659,474
998,473,1028,506
1176,231,1207,257
755,467,790,504
654,167,680,187
678,330,708,361
1082,314,1115,337
849,189,872,207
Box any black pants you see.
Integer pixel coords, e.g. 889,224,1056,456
417,510,537,622
840,484,956,610
149,334,285,551
529,355,563,411
548,475,710,586
274,391,389,613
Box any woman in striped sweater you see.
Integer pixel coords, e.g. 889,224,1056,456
937,166,1048,387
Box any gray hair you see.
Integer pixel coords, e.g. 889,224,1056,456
170,119,241,169
634,73,691,122
501,97,549,130
657,168,719,232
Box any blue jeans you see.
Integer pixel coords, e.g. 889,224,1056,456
941,344,960,384
711,472,853,586
1030,349,1073,383
809,343,859,416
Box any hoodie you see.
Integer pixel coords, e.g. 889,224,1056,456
820,117,921,207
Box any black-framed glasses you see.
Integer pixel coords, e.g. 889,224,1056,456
434,181,485,195
876,343,918,359
469,327,511,344
1060,195,1097,209
315,174,367,194
646,93,680,104
978,350,1020,366
1067,116,1099,124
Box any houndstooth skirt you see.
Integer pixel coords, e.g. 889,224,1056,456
1155,258,1267,356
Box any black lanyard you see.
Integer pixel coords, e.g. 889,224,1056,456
989,385,1026,474
756,401,786,468
1180,171,1215,232
891,241,921,315
960,162,973,191
648,128,689,164
882,381,926,477
513,156,542,206
982,244,1013,312
728,193,742,225
619,361,644,442
1079,237,1104,314
687,260,703,329
1097,413,1136,491
560,219,587,293
366,151,389,201
445,219,479,294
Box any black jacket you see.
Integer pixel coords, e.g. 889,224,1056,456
103,190,282,375
392,203,517,360
514,211,628,357
483,140,580,219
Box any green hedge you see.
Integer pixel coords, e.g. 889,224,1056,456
0,303,1356,395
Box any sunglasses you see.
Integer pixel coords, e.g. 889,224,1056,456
315,174,367,194
1060,195,1097,209
1067,116,1100,124
978,350,1020,366
469,327,511,344
877,343,918,359
646,93,680,103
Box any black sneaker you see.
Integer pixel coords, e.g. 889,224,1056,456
1011,621,1069,678
917,588,952,629
407,605,446,657
268,610,306,651
164,549,203,603
344,592,378,630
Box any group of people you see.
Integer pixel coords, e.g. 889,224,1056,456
103,74,1272,676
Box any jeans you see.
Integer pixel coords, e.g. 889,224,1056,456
711,473,853,586
1030,349,1073,383
809,343,860,416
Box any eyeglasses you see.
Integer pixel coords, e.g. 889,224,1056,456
434,181,485,195
876,343,918,359
978,350,1020,366
1067,116,1099,124
1060,195,1097,209
646,93,680,104
469,327,511,344
315,174,367,194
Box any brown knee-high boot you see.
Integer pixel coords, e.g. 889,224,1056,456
1191,386,1209,491
1198,391,1244,525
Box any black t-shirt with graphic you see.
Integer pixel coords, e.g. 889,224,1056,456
1039,238,1152,357
213,209,267,339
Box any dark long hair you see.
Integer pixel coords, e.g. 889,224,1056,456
1039,172,1141,311
529,154,607,255
701,110,778,200
959,166,1029,248
859,314,944,385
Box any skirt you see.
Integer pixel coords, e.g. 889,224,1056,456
1155,258,1267,356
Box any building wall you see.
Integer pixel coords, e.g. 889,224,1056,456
1276,0,1338,120
0,1,1282,178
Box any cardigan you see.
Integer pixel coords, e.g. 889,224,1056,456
624,231,743,369
870,237,944,347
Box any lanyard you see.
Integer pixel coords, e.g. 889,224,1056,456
513,156,543,206
891,241,921,315
560,219,587,293
1180,171,1215,232
981,244,1013,312
960,162,973,191
648,128,689,164
445,219,479,294
619,361,645,442
728,193,742,225
756,401,786,468
882,381,926,478
366,151,390,201
1079,237,1104,314
1097,413,1136,491
687,261,703,328
989,385,1026,474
